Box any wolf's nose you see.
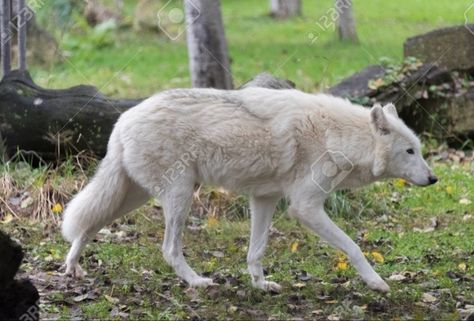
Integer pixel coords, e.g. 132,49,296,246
428,176,438,185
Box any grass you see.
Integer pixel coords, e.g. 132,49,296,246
1,0,473,319
1,157,473,320
30,0,470,97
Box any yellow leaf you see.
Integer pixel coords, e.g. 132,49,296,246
446,186,454,195
52,203,63,214
336,261,349,271
291,242,299,253
363,251,369,257
104,294,119,304
394,179,407,188
458,263,467,272
293,282,306,288
207,216,218,228
1,214,14,224
362,232,369,241
371,251,385,263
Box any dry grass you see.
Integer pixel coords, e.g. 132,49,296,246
0,155,95,225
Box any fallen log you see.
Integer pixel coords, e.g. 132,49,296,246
0,70,143,160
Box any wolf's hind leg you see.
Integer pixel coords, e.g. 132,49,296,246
64,181,150,278
247,195,281,292
292,203,390,293
159,176,215,288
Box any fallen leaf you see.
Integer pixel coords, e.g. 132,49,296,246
73,293,91,302
52,203,63,214
389,273,407,281
446,186,454,195
292,282,306,288
371,251,384,263
336,261,349,271
291,241,299,253
394,178,407,188
207,216,219,228
1,213,14,224
459,198,471,205
104,295,119,304
20,196,34,209
211,250,224,258
421,292,437,303
458,263,467,272
228,305,238,313
328,314,340,321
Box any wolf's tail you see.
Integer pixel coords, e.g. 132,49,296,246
61,129,130,242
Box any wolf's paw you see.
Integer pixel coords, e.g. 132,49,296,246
366,277,390,293
189,277,217,288
65,263,86,279
254,280,282,293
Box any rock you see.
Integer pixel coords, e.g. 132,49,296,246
328,31,474,147
404,25,474,71
0,230,39,321
328,65,385,98
240,72,295,89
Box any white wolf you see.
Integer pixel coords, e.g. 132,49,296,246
62,87,437,293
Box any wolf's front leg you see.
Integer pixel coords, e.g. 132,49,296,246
292,202,390,293
247,196,281,292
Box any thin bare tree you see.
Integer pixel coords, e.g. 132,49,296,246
1,0,12,74
335,0,358,42
185,0,233,89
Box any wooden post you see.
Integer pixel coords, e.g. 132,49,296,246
1,0,12,75
17,0,26,71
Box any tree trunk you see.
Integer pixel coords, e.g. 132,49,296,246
1,0,12,75
17,0,27,71
335,0,358,42
185,0,233,89
269,0,301,19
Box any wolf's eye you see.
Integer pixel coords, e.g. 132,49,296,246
406,148,414,155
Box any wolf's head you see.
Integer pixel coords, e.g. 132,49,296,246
369,104,438,186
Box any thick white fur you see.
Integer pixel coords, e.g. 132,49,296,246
62,87,436,292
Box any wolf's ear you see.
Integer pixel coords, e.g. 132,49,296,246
370,105,390,135
383,103,398,118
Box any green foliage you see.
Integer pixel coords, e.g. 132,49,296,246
30,0,468,97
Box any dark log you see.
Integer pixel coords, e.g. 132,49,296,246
0,71,292,161
0,70,143,160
